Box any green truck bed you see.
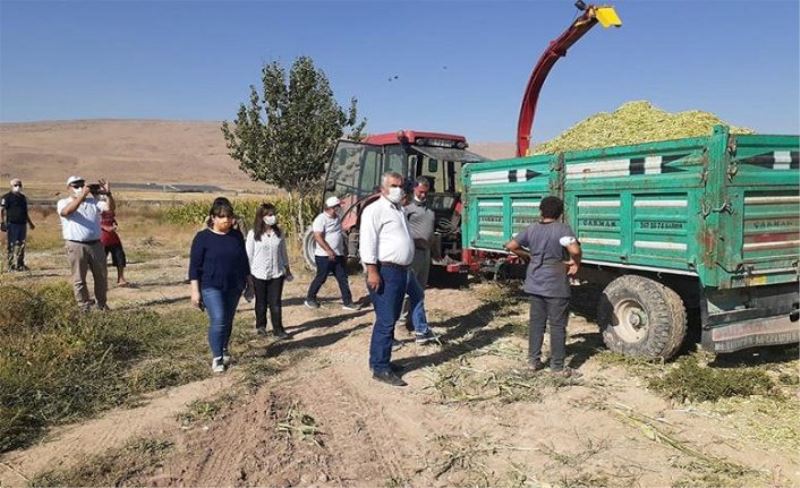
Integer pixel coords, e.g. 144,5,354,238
461,126,799,357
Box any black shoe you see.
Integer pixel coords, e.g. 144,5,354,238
528,359,547,372
342,302,362,311
256,327,268,336
389,362,405,373
372,370,407,387
273,328,290,340
304,299,320,309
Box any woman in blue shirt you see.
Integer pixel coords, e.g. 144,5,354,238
189,198,250,373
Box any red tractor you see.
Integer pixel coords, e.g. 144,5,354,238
302,130,485,277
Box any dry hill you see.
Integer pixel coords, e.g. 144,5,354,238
0,119,515,193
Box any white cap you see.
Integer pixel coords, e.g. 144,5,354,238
325,196,341,208
66,175,85,185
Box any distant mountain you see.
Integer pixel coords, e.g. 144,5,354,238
0,120,515,192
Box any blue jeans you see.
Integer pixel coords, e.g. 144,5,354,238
367,265,406,373
406,271,430,334
6,222,27,270
201,286,243,359
307,255,353,304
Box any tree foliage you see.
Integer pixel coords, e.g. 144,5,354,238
221,56,366,220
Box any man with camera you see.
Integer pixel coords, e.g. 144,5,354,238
57,176,114,311
1,178,35,272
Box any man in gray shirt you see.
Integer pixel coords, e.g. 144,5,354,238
398,177,437,343
505,196,582,377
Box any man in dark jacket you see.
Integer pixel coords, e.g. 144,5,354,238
1,178,36,271
505,196,582,377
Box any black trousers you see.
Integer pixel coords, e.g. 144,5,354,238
529,295,570,370
253,275,285,332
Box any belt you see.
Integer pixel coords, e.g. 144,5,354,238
378,261,409,270
68,239,100,245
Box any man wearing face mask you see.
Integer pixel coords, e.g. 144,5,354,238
1,178,35,272
359,171,415,387
99,196,129,287
397,176,438,343
57,176,114,311
305,196,359,311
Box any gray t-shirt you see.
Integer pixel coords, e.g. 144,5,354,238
405,198,435,246
513,222,577,298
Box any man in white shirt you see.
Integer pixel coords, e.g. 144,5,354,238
57,176,114,311
360,171,415,387
305,196,359,310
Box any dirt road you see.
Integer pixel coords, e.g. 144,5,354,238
1,248,798,487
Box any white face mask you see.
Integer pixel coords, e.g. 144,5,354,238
263,215,277,226
97,201,110,212
387,187,404,204
414,195,426,204
11,185,21,193
72,187,84,197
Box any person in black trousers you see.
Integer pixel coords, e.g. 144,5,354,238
246,203,292,339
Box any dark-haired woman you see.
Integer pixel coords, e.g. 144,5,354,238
189,197,250,373
246,203,291,340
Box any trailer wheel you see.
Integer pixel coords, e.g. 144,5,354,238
302,227,317,270
597,275,686,360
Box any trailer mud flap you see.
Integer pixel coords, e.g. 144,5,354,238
704,315,800,353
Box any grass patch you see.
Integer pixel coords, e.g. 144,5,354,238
649,355,777,403
29,437,173,487
178,393,237,426
424,357,581,405
276,401,324,447
0,282,210,452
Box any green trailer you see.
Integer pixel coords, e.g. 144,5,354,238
461,126,799,359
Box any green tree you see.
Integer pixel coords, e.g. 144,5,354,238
221,56,366,233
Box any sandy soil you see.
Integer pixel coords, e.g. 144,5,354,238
1,242,798,487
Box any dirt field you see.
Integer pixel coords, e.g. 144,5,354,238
1,217,798,487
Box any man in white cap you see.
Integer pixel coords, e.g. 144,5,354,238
57,176,114,311
305,195,360,310
1,178,35,271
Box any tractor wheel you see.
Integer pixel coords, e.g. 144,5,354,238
302,227,317,270
597,275,686,360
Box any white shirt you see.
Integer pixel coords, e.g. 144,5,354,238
246,229,289,280
57,196,102,242
312,211,345,256
359,196,414,266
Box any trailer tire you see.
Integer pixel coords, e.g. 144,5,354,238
302,227,317,270
597,275,686,360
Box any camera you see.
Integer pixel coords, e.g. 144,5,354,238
88,184,103,194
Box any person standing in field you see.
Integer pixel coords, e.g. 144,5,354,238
360,171,415,387
189,197,250,373
305,196,360,311
246,202,292,340
57,176,112,311
98,197,129,287
505,196,582,377
398,176,438,344
1,178,35,272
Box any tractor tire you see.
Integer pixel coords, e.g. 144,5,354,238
597,275,687,360
302,227,317,270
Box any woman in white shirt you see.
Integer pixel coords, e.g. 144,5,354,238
246,203,292,340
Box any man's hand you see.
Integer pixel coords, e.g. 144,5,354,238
99,179,111,194
566,260,580,276
28,222,35,230
366,267,381,291
327,250,337,261
0,223,6,233
80,185,92,199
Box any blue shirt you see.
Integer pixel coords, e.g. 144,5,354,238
189,228,249,291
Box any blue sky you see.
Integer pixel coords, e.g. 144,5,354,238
1,0,798,143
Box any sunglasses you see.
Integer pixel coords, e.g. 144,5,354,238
12,184,22,188
70,182,85,188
